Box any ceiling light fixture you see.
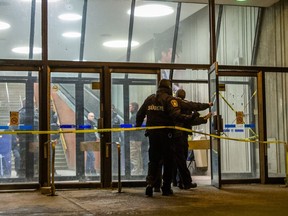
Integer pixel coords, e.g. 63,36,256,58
62,32,81,38
12,46,42,54
103,40,139,48
58,13,82,21
128,4,174,17
0,21,10,30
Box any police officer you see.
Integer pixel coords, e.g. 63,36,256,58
173,89,212,189
136,79,198,197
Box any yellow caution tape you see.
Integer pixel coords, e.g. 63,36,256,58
0,125,287,145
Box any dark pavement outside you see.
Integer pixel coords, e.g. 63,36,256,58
0,184,288,216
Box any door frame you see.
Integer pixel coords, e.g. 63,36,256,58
109,68,160,186
49,67,104,187
210,63,267,187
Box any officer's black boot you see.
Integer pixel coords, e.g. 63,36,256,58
161,186,173,196
183,182,197,189
145,185,153,197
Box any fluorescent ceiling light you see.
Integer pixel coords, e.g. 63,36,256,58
12,46,42,54
62,32,81,38
128,4,174,17
58,13,82,21
0,21,10,30
103,40,139,48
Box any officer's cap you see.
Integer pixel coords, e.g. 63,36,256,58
158,79,172,89
176,89,186,99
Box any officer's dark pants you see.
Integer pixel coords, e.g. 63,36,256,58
141,136,149,175
173,135,192,187
183,133,189,160
146,131,173,190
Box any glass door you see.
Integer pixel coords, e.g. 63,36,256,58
208,63,221,188
50,71,101,183
209,64,260,187
218,74,259,181
111,70,158,183
0,71,39,183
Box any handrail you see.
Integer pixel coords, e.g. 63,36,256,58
5,83,10,111
51,98,67,159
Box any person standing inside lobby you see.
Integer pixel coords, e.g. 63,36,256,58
84,112,97,175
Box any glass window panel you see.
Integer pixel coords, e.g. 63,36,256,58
0,71,37,77
217,5,259,66
176,3,209,64
112,73,126,79
265,73,287,178
82,73,100,79
171,69,208,95
111,72,157,181
51,72,101,182
254,2,287,67
49,0,130,61
0,0,41,60
48,0,83,61
219,76,260,180
131,1,209,64
131,1,177,63
173,69,208,80
50,72,80,78
0,71,39,182
128,73,156,79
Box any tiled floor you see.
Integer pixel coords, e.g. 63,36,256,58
0,183,288,216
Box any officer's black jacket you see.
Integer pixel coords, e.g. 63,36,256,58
177,98,210,127
136,87,197,130
180,99,210,112
176,98,208,129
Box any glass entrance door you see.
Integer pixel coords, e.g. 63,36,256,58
218,74,259,181
111,71,158,182
0,71,39,183
208,64,260,187
50,72,101,183
208,63,221,188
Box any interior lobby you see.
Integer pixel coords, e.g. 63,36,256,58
0,0,288,215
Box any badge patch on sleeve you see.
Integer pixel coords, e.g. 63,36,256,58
170,99,178,107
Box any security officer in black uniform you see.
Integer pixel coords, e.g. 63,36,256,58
136,79,198,197
173,89,212,189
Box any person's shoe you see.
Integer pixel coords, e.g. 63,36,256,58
154,187,161,192
161,187,173,196
178,183,184,189
184,182,197,189
145,185,153,197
